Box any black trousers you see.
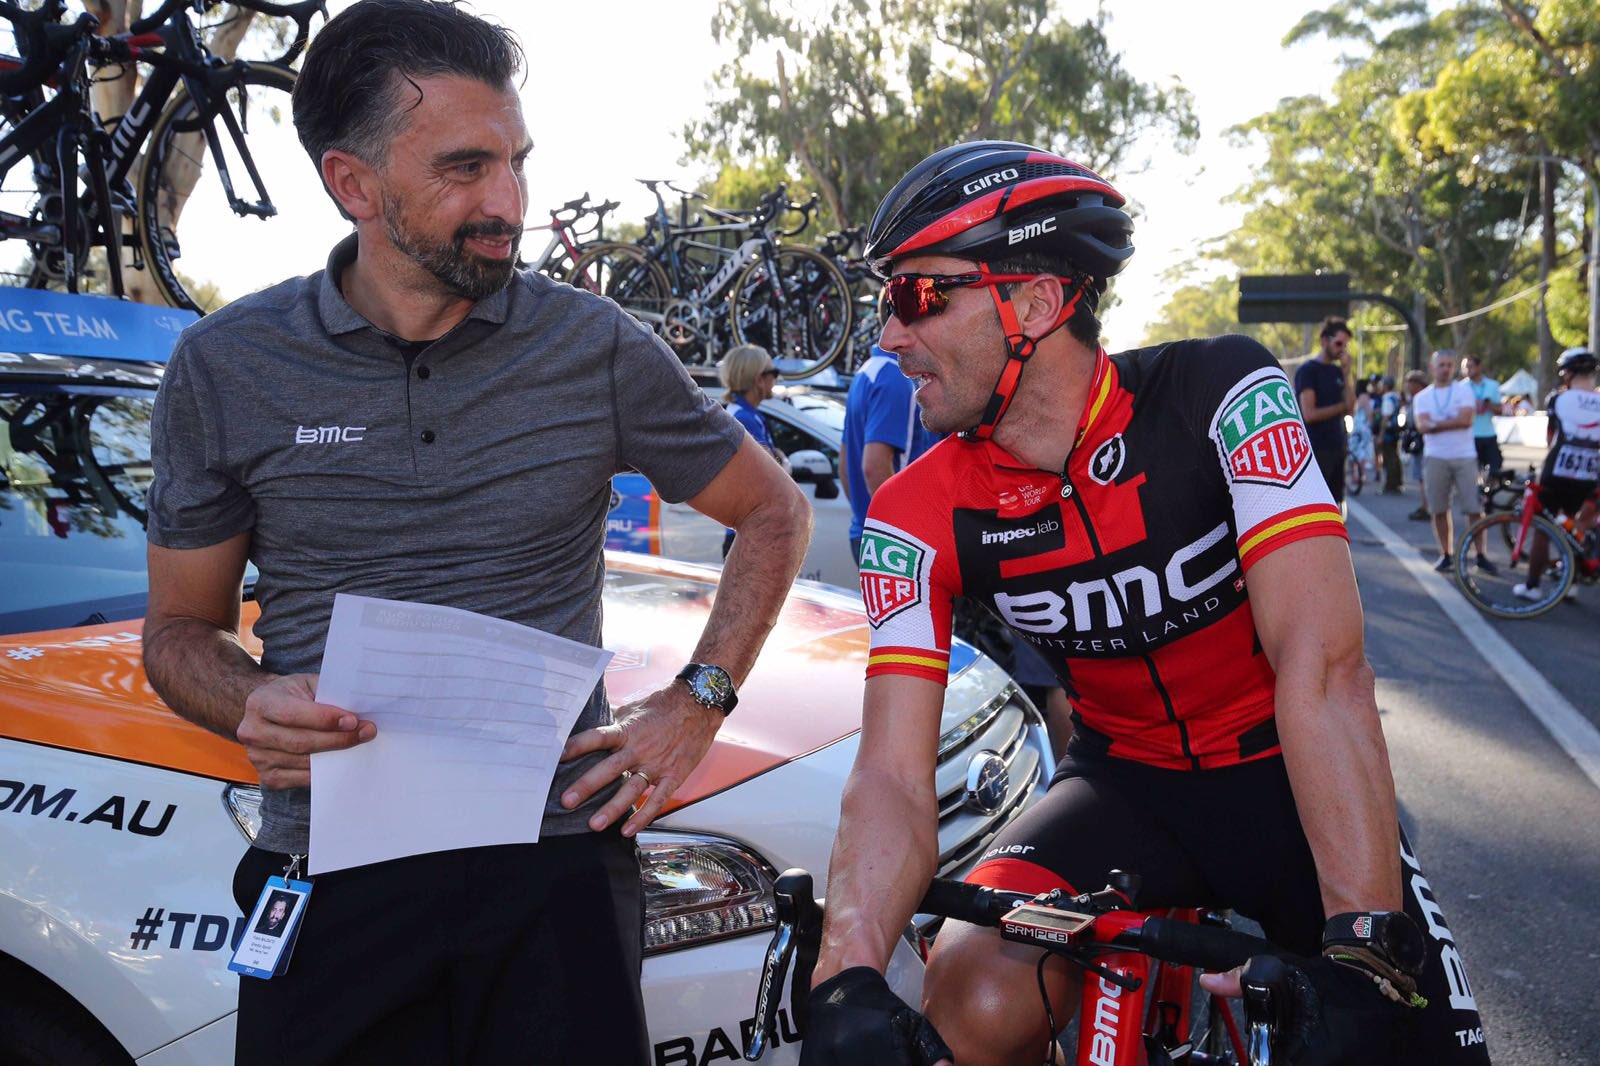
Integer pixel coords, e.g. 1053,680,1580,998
1380,437,1403,492
1313,442,1347,504
233,833,647,1066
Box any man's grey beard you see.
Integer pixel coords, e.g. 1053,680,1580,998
382,194,520,301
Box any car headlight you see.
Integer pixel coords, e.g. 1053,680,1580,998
224,784,262,843
637,830,777,956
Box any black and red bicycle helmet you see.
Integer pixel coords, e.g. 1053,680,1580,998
865,141,1135,440
863,140,1134,282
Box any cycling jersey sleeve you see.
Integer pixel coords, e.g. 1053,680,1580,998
1181,335,1348,572
858,447,961,685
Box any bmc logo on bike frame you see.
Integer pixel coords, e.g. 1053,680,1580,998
1214,375,1312,487
858,529,925,626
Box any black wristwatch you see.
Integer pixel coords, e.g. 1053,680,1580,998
1321,911,1426,977
675,663,738,715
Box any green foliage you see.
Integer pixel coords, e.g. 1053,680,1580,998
1148,0,1600,376
685,0,1198,229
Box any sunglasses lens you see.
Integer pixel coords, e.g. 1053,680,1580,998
888,276,947,324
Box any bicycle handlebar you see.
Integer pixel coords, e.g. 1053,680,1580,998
129,0,326,64
746,868,1296,1063
0,0,72,95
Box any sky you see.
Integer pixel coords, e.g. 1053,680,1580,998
13,1,1354,345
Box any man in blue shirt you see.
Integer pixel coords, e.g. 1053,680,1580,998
1460,352,1502,474
843,345,936,561
1295,316,1355,503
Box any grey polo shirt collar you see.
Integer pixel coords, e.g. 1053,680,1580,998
314,233,512,338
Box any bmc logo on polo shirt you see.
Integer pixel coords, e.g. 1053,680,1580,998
294,424,367,444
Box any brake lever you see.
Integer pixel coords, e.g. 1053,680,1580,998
746,870,821,1061
1241,955,1293,1066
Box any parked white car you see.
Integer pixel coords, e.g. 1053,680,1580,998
0,307,1049,1066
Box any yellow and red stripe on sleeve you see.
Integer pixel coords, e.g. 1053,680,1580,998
1236,503,1347,571
866,645,952,684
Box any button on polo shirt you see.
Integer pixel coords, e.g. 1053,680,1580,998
148,233,745,853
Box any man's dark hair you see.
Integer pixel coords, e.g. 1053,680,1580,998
989,250,1104,348
292,0,524,210
1319,316,1351,340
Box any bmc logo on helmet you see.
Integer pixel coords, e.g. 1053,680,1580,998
962,167,1019,196
1007,217,1058,246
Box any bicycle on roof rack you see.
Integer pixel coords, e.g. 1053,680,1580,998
566,179,852,380
0,0,325,312
521,191,618,283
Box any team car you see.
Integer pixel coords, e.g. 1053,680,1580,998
0,291,1049,1065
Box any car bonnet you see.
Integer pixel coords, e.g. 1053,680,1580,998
0,553,891,814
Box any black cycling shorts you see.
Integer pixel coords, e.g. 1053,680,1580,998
966,747,1491,1064
1541,476,1599,521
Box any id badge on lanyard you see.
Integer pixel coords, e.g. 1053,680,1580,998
228,854,313,980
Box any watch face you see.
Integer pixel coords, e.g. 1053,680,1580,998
1379,913,1427,975
691,667,732,706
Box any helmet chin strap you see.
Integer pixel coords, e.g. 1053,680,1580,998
960,269,1088,442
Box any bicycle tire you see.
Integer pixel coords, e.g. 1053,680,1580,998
1345,454,1363,496
730,245,850,380
137,61,307,312
1453,511,1574,619
566,240,672,332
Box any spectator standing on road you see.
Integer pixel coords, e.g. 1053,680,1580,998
842,343,936,563
720,344,789,557
139,4,811,1064
1402,369,1430,519
1415,351,1492,573
1375,374,1403,493
1350,375,1375,483
1295,317,1355,503
1461,353,1503,474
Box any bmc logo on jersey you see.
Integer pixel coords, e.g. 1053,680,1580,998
1214,376,1311,487
858,529,925,625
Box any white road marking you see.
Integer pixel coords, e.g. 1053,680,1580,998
1349,500,1600,793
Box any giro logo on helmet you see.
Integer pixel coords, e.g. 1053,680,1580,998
962,167,1019,196
1007,217,1058,246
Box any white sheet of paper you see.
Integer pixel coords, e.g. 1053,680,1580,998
308,594,612,874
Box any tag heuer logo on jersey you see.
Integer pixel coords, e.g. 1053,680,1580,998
1088,434,1127,485
1215,376,1311,487
858,529,925,626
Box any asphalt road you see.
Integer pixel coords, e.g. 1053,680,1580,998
1344,453,1598,1065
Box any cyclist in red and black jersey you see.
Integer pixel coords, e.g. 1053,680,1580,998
800,142,1489,1066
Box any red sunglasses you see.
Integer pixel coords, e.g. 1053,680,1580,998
882,272,1059,325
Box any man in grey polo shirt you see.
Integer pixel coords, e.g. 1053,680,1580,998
141,3,810,1063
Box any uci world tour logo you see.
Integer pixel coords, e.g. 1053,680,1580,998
1216,375,1312,487
858,529,924,626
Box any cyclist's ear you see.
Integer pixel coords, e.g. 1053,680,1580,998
1012,274,1068,343
320,149,382,224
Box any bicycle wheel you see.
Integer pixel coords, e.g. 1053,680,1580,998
1453,511,1574,619
138,61,346,312
730,246,851,379
1345,454,1364,496
565,241,672,334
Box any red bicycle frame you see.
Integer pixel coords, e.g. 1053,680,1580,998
1075,909,1246,1066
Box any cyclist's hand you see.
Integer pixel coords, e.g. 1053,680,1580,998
235,673,376,791
799,968,952,1066
559,682,723,837
1203,955,1409,1066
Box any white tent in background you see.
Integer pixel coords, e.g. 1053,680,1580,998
1501,368,1538,397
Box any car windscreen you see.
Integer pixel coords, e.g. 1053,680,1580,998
2,388,160,634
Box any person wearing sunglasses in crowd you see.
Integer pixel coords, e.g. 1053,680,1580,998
799,141,1488,1066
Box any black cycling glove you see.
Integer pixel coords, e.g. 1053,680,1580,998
799,967,953,1066
1276,955,1410,1066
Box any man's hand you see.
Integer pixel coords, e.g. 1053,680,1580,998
235,672,376,790
560,682,722,836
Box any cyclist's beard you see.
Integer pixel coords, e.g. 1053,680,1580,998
382,194,520,301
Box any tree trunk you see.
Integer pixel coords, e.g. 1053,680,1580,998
1536,158,1558,398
